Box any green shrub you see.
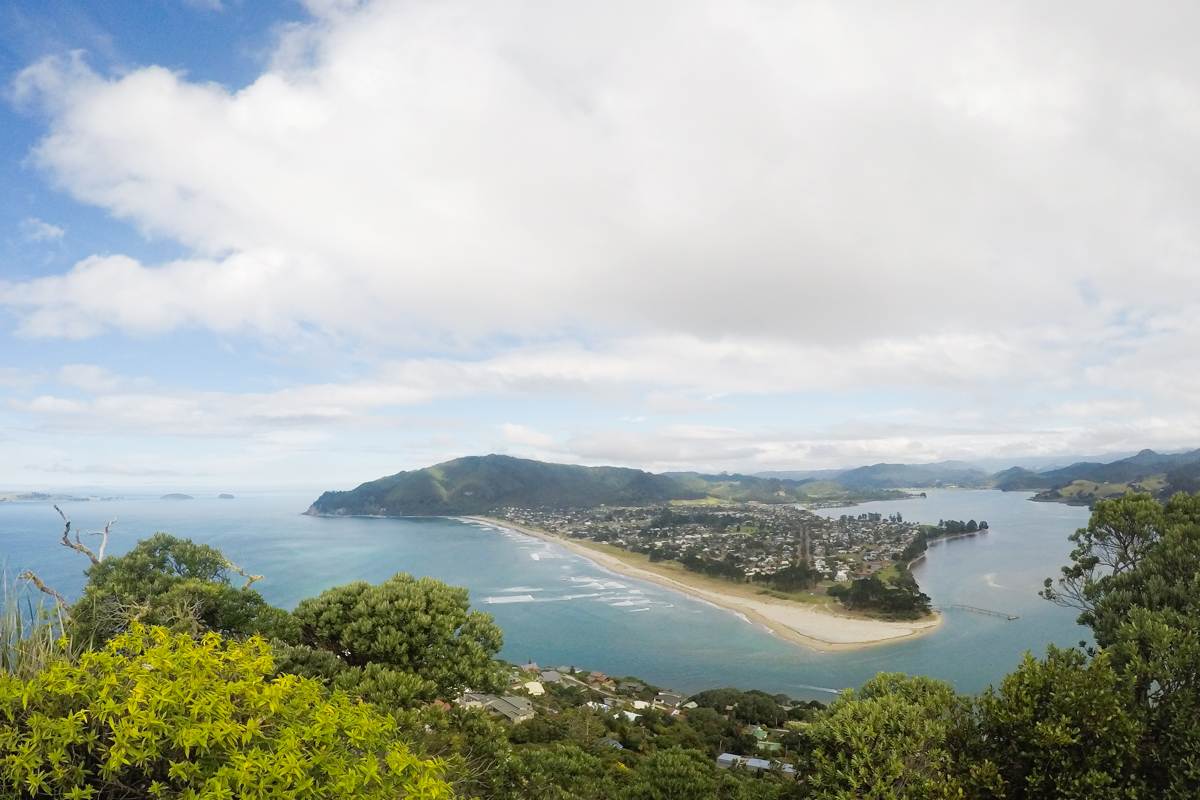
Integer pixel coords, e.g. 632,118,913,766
70,533,295,643
0,624,450,799
291,573,505,700
1,578,76,680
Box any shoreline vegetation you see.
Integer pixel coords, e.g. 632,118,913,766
463,515,942,652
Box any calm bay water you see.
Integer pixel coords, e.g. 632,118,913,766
0,489,1090,699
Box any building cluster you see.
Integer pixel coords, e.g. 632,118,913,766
456,661,803,776
498,503,924,584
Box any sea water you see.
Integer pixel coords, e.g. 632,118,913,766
0,489,1090,699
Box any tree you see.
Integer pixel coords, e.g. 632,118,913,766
802,673,985,799
498,743,619,800
978,647,1143,799
827,571,930,618
623,747,719,800
393,704,513,799
1085,493,1200,796
1041,491,1200,796
291,572,505,700
70,533,294,643
0,624,450,799
1040,493,1168,626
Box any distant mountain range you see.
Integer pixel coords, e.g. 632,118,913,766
305,455,910,516
308,448,1200,517
995,448,1200,505
759,461,990,489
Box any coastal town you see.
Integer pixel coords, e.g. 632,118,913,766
494,503,986,588
487,503,990,624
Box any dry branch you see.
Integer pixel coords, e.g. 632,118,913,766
224,559,263,589
18,570,69,611
54,504,101,565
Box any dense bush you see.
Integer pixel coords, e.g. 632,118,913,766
802,673,981,799
0,624,450,799
978,647,1143,799
826,569,931,617
70,533,295,643
290,573,506,700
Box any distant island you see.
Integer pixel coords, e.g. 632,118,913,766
160,493,194,501
0,491,91,503
218,493,235,499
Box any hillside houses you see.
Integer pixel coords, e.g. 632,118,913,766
454,662,807,778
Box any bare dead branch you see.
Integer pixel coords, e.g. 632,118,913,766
97,519,114,562
54,504,100,565
18,570,69,612
224,559,263,590
81,519,116,562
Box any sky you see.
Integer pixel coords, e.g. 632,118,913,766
2,0,1200,491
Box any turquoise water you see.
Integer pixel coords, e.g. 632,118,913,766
0,489,1090,699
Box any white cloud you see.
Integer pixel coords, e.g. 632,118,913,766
5,1,1200,348
500,422,555,449
0,367,46,389
19,216,65,242
5,0,1200,482
57,364,125,393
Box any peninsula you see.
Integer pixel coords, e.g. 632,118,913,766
467,514,942,651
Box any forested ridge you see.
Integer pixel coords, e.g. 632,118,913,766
3,491,1199,798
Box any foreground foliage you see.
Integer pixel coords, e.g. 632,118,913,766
0,625,450,799
289,573,505,702
70,534,294,643
8,489,1200,798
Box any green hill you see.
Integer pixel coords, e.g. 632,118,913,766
306,455,697,516
306,455,908,516
834,460,990,489
991,466,1056,491
1034,448,1200,486
664,471,818,503
991,449,1200,504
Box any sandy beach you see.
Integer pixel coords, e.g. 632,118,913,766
464,516,942,652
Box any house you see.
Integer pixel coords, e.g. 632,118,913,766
523,681,545,696
653,691,686,710
715,754,796,777
457,692,493,710
598,738,625,750
539,670,563,684
630,700,650,710
619,710,641,722
757,741,783,754
745,725,768,741
585,700,611,712
487,695,535,723
457,692,535,724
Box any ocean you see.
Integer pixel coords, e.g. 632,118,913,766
0,488,1091,700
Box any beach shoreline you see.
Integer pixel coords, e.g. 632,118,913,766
462,515,943,652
